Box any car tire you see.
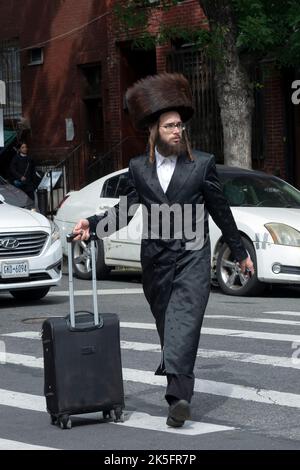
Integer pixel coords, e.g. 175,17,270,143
10,287,50,301
72,239,111,280
216,237,266,296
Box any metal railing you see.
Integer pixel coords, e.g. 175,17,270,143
42,137,131,218
86,137,130,184
37,144,83,219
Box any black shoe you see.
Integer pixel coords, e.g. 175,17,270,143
166,399,191,428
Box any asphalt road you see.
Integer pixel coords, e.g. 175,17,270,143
1,267,300,454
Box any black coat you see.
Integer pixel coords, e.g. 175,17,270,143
9,153,37,194
88,151,247,376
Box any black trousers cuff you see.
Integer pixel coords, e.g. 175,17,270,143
165,373,195,405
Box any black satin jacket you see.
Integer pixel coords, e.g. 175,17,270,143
87,150,247,263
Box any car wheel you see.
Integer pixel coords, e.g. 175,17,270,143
10,287,50,301
216,237,265,296
72,239,111,280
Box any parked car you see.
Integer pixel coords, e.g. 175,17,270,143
0,194,62,300
0,175,34,209
54,165,300,296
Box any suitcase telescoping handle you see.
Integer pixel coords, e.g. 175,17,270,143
66,232,99,328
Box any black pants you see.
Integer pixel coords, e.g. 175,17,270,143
165,374,195,405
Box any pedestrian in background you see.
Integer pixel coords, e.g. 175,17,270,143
10,142,37,202
73,73,254,428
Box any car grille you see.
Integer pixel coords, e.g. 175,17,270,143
0,273,52,284
0,232,48,258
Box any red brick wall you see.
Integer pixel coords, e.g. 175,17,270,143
0,0,109,164
109,0,207,166
0,0,288,183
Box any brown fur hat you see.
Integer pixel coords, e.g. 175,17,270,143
125,73,194,130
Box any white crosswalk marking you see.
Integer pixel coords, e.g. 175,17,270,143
4,323,300,342
1,309,300,447
263,311,300,317
121,369,300,409
0,388,234,436
2,342,300,370
206,314,300,327
113,412,234,435
0,438,58,450
1,356,300,408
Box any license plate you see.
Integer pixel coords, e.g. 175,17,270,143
1,261,29,279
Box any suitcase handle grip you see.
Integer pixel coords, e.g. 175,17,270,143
67,232,97,243
66,310,104,331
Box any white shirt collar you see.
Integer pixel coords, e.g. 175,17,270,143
155,148,177,168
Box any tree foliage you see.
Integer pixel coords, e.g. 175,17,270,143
233,0,300,65
114,0,300,67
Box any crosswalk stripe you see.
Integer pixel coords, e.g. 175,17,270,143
48,288,144,296
206,314,300,327
0,438,58,450
1,360,300,409
122,369,300,409
0,352,43,368
0,389,234,436
4,323,300,343
0,389,45,412
263,311,300,317
3,332,42,340
200,328,300,342
122,323,300,343
113,411,234,435
2,342,299,371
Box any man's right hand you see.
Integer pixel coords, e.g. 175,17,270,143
73,219,90,241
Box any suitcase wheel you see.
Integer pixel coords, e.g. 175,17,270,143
59,415,72,430
113,407,125,423
103,410,112,420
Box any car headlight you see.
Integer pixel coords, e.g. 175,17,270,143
50,221,60,244
265,223,300,247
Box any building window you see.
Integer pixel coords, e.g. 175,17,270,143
28,47,44,65
0,40,22,119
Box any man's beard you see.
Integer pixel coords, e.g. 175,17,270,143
156,135,186,157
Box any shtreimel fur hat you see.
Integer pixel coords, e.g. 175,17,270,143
125,73,194,130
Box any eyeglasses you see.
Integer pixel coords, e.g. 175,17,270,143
160,122,186,133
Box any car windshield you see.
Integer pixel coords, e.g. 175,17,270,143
219,174,300,208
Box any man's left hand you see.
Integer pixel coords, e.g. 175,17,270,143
238,255,255,276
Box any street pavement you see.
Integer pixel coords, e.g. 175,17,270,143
0,267,300,452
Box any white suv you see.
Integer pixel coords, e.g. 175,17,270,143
0,194,62,300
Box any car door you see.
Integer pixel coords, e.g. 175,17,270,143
100,172,141,263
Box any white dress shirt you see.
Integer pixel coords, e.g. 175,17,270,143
155,148,178,193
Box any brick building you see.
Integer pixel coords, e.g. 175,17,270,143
0,0,299,191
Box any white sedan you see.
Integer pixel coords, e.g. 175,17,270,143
0,194,62,300
55,166,300,296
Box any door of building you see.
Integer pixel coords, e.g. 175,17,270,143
120,43,157,168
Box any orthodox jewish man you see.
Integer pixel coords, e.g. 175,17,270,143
73,73,254,427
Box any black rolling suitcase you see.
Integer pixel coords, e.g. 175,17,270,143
42,233,125,429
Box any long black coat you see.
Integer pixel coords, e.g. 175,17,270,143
9,153,36,194
88,150,247,376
